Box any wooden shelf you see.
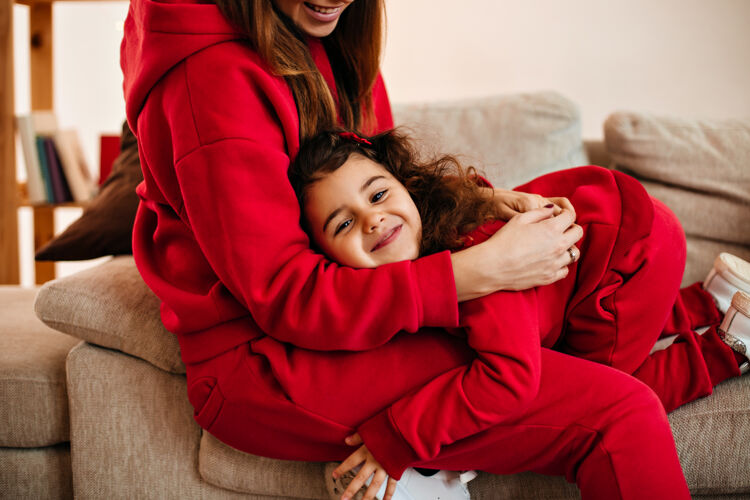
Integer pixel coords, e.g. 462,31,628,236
1,0,111,284
16,0,112,4
18,201,90,208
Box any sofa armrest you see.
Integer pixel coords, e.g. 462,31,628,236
34,256,185,374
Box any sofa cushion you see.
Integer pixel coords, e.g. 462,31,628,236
34,257,185,375
605,112,750,205
0,444,73,499
66,342,311,499
605,112,750,284
199,433,329,499
0,287,79,447
669,374,750,495
392,91,588,190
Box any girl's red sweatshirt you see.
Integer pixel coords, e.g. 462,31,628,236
121,0,460,366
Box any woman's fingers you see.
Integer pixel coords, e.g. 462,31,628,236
547,196,575,216
563,222,584,248
546,209,577,232
559,245,580,268
515,204,557,224
456,203,583,296
553,217,582,269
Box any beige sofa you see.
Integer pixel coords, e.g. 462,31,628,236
2,92,749,499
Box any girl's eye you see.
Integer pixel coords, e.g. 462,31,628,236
334,219,352,236
371,190,387,203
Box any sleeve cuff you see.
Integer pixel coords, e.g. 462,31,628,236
357,408,419,480
413,251,459,328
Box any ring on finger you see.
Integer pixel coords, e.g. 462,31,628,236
567,247,578,265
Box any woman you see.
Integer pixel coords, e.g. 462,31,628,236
120,1,744,499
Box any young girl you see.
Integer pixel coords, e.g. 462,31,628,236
289,128,750,500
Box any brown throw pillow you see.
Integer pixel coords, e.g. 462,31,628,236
35,121,142,261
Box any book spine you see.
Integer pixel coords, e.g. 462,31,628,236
44,137,73,203
35,136,55,202
16,115,47,203
54,130,94,202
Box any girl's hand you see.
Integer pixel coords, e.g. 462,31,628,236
451,205,582,301
492,188,575,220
332,434,398,500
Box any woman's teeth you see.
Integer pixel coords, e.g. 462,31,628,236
306,3,340,14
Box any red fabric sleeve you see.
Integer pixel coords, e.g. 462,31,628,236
357,289,542,477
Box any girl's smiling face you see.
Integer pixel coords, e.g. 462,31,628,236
303,153,422,268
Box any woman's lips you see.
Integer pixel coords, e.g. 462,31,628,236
371,225,402,252
303,2,343,22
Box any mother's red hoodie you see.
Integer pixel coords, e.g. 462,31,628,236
120,0,476,476
121,0,461,362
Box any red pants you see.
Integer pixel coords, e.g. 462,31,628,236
185,167,738,499
517,167,740,413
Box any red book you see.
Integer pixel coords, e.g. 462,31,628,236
99,134,121,185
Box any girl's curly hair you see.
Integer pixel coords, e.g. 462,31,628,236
289,128,501,256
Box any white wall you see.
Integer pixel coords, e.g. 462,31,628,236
12,0,750,285
382,0,750,137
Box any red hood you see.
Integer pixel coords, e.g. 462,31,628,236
121,0,243,134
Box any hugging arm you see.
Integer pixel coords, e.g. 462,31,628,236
174,138,460,351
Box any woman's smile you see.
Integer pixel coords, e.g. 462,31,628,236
273,0,354,37
303,2,344,22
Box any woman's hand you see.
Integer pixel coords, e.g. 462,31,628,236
332,433,398,500
492,188,575,220
452,205,582,301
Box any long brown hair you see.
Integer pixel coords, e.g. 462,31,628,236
289,129,501,255
212,0,384,140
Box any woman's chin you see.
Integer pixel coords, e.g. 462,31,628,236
297,20,340,38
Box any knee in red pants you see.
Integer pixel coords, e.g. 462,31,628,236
571,378,689,500
415,352,690,500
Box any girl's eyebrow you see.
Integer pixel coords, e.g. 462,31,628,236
323,208,343,233
322,175,386,233
361,175,385,192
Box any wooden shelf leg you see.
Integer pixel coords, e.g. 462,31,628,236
33,205,55,284
30,0,53,111
0,0,20,284
30,1,55,285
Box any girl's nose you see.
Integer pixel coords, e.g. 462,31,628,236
364,212,385,233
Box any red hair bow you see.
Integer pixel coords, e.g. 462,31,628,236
339,131,372,146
